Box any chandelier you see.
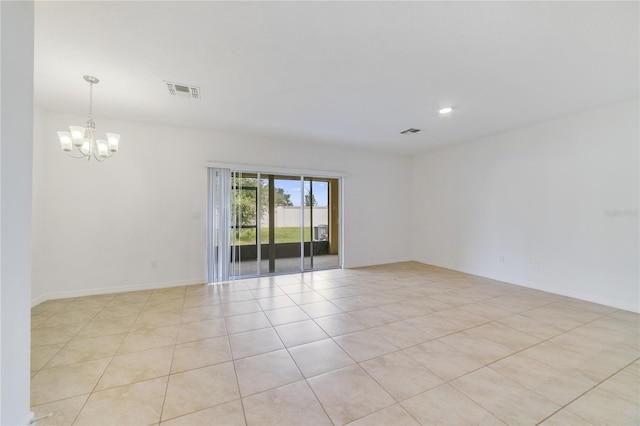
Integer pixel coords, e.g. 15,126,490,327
57,75,120,161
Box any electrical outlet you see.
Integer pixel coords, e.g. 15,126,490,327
151,260,158,268
192,211,201,220
499,255,505,263
533,259,540,268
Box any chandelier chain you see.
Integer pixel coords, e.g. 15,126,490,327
88,81,94,124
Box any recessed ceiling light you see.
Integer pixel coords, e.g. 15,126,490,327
439,107,453,114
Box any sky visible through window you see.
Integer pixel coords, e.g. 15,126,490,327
278,180,329,207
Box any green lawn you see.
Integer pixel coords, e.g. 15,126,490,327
234,227,313,245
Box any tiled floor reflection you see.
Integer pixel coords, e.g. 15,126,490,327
31,262,639,425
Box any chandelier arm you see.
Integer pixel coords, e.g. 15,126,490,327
92,152,106,162
66,150,90,160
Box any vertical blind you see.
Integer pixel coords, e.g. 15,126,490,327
206,168,231,283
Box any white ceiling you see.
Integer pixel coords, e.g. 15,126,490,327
34,1,639,154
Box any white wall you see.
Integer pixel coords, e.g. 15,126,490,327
412,99,639,312
31,112,412,303
32,107,46,305
1,1,34,424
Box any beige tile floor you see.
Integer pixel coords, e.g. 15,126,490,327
30,262,639,426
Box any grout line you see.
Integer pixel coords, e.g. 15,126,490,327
228,336,249,426
156,290,186,425
238,274,341,422
533,356,640,426
275,294,340,424
68,293,146,425
234,278,301,423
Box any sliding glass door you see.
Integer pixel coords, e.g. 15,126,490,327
207,168,341,282
303,178,339,271
230,172,259,277
271,176,303,274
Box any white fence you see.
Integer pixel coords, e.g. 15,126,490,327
267,206,328,228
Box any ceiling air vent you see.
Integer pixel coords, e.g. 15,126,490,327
165,81,200,100
400,128,421,134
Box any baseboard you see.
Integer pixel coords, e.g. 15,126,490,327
31,278,205,307
22,411,35,425
411,256,640,314
344,256,412,269
502,278,640,314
